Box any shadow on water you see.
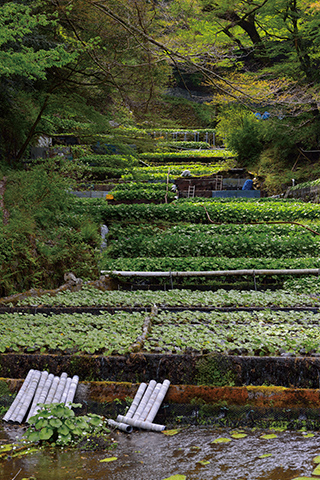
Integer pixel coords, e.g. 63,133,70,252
1,425,320,480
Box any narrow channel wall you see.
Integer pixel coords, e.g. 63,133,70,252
1,353,320,388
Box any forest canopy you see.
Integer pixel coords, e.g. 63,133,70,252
1,0,320,165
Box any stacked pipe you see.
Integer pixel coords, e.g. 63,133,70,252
3,370,79,424
115,379,170,432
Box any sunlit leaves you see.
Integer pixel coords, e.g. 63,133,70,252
211,437,232,443
162,475,186,480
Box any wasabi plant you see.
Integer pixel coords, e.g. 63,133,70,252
25,403,109,446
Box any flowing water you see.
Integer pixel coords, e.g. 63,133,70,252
0,425,319,480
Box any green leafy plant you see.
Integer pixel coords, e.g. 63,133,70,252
25,403,109,446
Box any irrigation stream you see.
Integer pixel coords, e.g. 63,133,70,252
1,425,320,479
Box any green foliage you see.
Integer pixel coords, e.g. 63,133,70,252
111,182,176,202
77,198,320,226
101,255,320,275
195,355,235,386
0,2,78,80
15,286,320,308
139,150,232,163
25,403,109,446
222,115,263,166
0,161,100,296
78,154,138,168
107,231,320,259
1,294,320,356
0,380,10,396
156,141,212,151
0,310,145,354
121,160,235,181
40,93,111,137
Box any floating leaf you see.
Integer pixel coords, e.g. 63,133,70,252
190,446,201,450
260,434,277,439
231,434,247,439
0,444,15,452
16,447,38,456
162,476,186,480
197,460,210,465
163,429,180,436
100,457,117,463
211,437,232,444
313,456,320,463
313,465,320,475
302,433,315,438
291,477,316,480
259,454,272,458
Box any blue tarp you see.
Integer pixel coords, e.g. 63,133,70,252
242,179,253,190
254,112,270,120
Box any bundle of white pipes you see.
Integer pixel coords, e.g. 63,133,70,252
3,369,79,424
114,379,170,432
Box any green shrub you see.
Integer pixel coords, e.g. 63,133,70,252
0,161,100,296
225,116,263,165
25,403,109,446
78,154,138,168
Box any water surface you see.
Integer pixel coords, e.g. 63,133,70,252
0,425,319,480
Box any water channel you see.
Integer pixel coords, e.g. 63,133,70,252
1,425,319,480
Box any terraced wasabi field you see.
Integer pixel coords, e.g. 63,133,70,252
0,287,319,358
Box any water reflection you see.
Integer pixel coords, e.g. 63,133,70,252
0,426,319,480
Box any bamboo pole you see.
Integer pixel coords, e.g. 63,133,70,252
3,370,35,422
101,268,320,277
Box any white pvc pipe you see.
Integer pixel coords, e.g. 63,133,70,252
140,383,162,421
107,419,133,433
33,373,54,415
13,370,41,424
52,372,68,404
60,377,71,404
101,268,320,277
3,369,35,422
26,371,49,422
116,414,166,432
124,383,147,419
145,380,170,423
45,376,60,404
65,375,79,407
131,380,157,420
